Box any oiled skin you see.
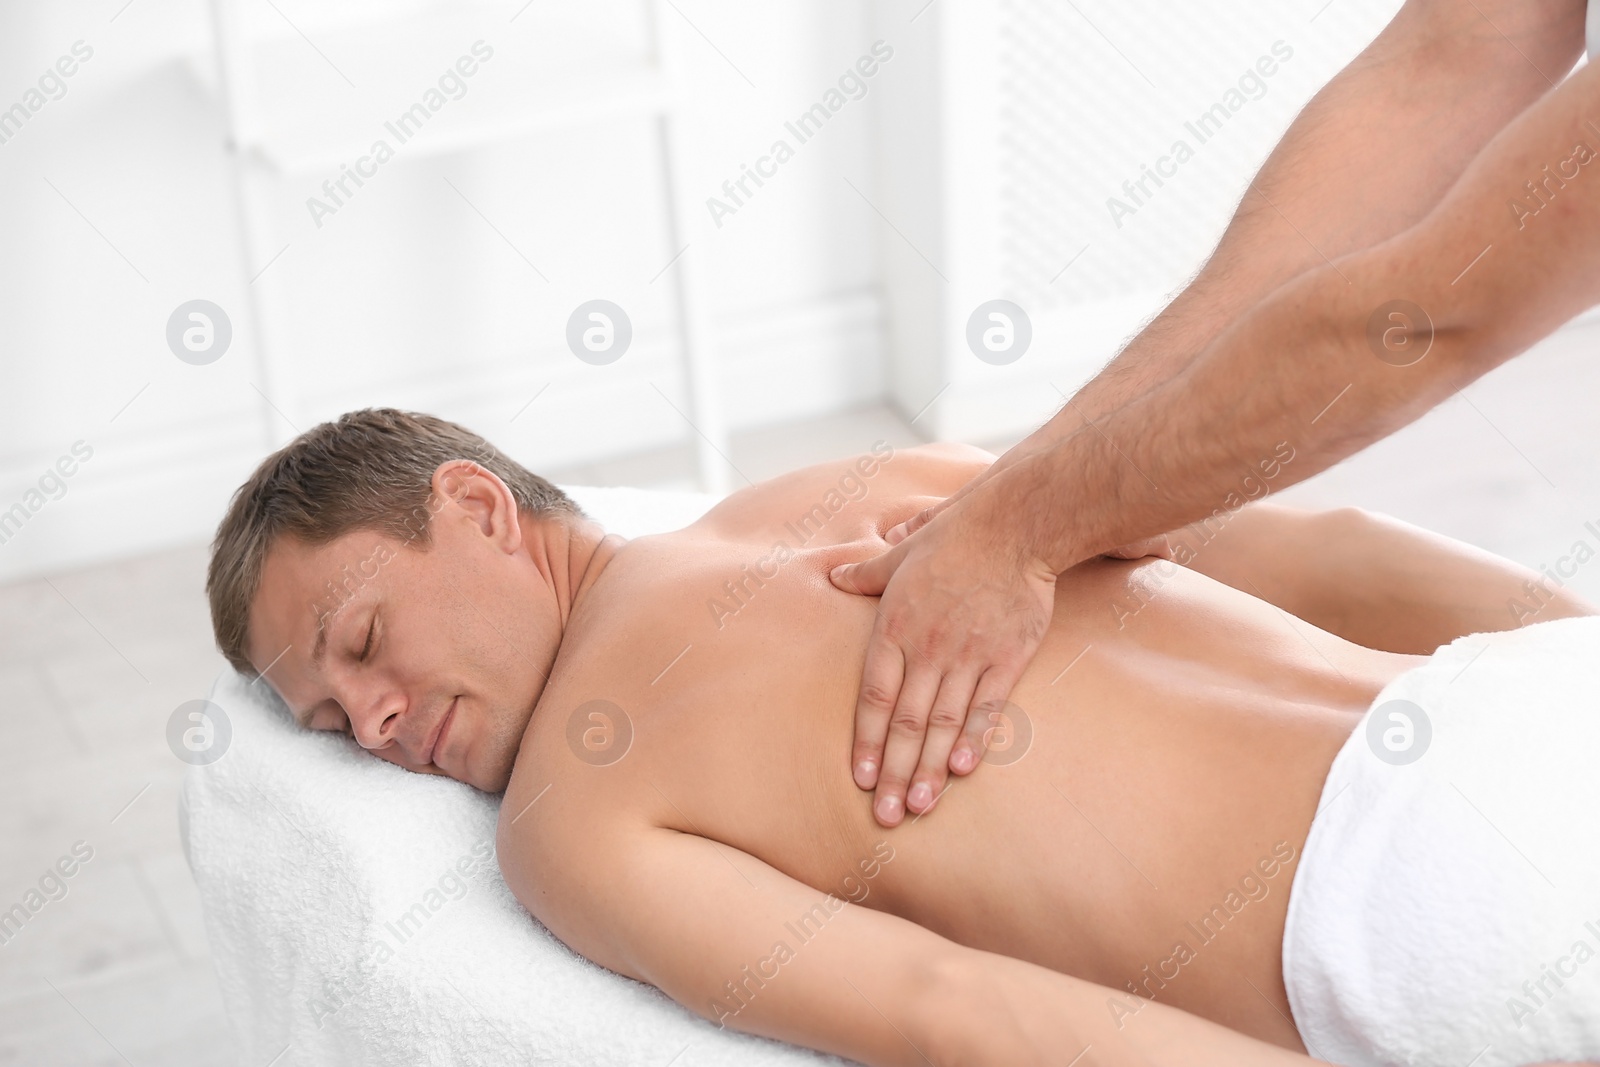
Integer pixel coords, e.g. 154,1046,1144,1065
501,446,1423,1049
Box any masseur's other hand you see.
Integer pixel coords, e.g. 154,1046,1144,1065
1103,532,1176,562
829,489,1057,827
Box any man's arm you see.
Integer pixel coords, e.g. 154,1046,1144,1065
836,28,1600,826
835,0,1590,825
1018,48,1600,576
497,818,1319,1067
923,0,1586,503
1162,503,1598,654
1050,0,1585,424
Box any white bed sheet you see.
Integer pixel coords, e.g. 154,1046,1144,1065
180,485,852,1067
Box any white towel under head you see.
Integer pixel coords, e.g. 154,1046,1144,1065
180,486,850,1066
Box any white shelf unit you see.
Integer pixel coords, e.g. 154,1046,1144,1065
205,0,730,491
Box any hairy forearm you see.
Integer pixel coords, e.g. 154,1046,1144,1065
990,248,1472,575
995,0,1577,468
994,40,1600,577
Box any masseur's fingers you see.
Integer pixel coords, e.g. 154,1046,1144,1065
904,671,979,815
840,484,1059,825
1103,532,1176,561
830,535,908,599
949,692,993,776
961,665,1027,770
849,629,905,791
883,497,952,547
871,663,945,827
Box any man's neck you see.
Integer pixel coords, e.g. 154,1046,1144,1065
534,513,626,635
518,515,625,721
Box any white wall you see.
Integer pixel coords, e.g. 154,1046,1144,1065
0,0,892,581
6,0,1588,583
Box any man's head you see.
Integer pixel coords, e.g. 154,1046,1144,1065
207,408,584,792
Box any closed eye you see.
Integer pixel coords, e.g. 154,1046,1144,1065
358,616,376,662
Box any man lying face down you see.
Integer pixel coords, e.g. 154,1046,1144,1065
210,409,1600,1067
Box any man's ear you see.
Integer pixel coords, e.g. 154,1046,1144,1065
430,460,524,553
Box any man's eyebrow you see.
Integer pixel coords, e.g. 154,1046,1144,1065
312,616,329,670
289,620,329,728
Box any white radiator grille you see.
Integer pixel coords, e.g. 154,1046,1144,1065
994,0,1399,312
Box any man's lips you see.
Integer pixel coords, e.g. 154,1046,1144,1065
421,697,458,767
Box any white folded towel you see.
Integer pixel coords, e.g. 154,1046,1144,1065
180,485,851,1066
1283,615,1600,1067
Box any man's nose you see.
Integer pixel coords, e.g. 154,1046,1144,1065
343,679,404,750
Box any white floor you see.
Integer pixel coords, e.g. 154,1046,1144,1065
1,315,1595,1065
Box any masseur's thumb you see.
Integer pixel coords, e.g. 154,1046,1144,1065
830,541,905,597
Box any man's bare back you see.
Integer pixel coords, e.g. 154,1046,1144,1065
498,443,1423,1052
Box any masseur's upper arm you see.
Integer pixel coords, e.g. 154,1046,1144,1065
1384,54,1600,366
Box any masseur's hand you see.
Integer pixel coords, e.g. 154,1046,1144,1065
830,484,1057,827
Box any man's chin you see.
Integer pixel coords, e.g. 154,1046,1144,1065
386,756,506,793
447,739,518,793
377,752,454,779
435,711,518,791
472,752,517,794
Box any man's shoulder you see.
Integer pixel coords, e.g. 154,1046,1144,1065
498,566,722,853
494,712,657,884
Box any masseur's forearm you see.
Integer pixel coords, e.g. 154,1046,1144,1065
996,256,1456,576
997,0,1579,465
1000,45,1600,578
